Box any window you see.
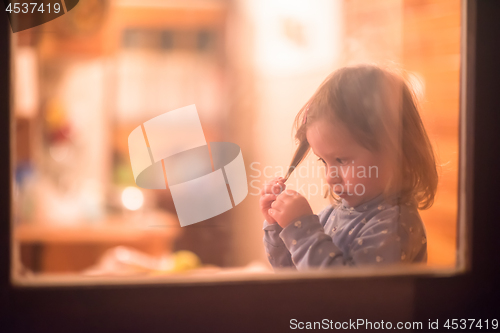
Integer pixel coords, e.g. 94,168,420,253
8,0,465,284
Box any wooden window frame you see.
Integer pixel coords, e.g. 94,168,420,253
1,1,499,331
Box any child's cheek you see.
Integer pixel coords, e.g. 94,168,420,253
349,162,381,196
356,178,375,197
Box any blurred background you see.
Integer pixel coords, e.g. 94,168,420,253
11,0,460,278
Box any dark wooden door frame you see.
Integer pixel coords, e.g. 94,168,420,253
1,1,499,332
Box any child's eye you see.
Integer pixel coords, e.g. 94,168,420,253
317,157,326,164
336,158,347,164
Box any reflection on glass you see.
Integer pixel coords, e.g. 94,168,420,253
12,0,460,283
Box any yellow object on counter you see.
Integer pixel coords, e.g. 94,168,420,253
172,250,202,272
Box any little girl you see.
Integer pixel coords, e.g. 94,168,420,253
260,65,438,270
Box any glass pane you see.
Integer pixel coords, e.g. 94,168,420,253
11,0,462,284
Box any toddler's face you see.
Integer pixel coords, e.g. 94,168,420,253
306,120,392,207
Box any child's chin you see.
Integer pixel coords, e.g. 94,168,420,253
337,193,364,206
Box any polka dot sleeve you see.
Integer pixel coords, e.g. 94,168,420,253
278,204,427,270
262,206,334,271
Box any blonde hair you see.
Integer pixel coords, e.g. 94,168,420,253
289,65,438,209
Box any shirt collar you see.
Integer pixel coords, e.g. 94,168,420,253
340,192,400,212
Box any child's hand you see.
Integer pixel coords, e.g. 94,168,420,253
269,190,313,228
260,177,286,224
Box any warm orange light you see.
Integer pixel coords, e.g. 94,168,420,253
121,187,144,211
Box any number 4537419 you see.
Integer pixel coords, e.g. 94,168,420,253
5,2,61,14
443,319,498,330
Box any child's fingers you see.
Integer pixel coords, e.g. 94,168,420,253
261,180,276,193
278,189,298,198
261,183,277,195
268,208,280,217
272,178,286,193
261,182,286,195
272,183,285,195
264,177,283,186
268,176,285,185
273,195,286,205
262,193,277,200
266,216,276,223
260,193,277,206
270,199,284,211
